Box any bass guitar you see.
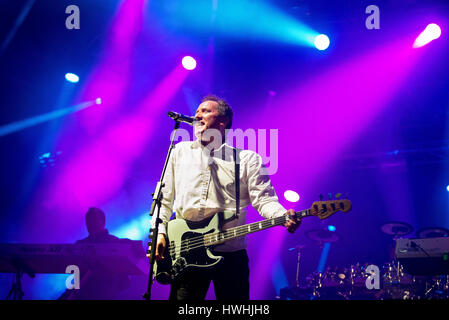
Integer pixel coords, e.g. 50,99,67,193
154,199,352,284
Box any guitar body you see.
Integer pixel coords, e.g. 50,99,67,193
154,214,224,284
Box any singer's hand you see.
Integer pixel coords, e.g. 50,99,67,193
147,234,166,260
284,209,300,233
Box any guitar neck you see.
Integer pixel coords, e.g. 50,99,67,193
203,209,311,247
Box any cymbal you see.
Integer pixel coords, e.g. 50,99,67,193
381,221,414,236
305,229,340,243
416,227,449,239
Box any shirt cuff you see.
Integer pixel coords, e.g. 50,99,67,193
261,202,288,219
157,223,167,235
150,217,167,235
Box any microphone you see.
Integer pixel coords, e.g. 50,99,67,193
168,111,196,125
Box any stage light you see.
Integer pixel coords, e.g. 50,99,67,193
446,185,449,192
38,151,62,168
113,219,144,240
95,97,102,105
413,23,442,48
123,227,142,240
314,34,330,51
182,56,197,70
65,73,79,83
284,190,300,202
328,225,336,232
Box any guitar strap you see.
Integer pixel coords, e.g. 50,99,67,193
234,147,240,218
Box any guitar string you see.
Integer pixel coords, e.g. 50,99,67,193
169,208,315,253
168,221,286,258
168,220,282,256
170,214,290,251
170,221,281,253
160,202,347,259
167,215,289,257
166,203,347,257
167,213,304,257
165,207,335,257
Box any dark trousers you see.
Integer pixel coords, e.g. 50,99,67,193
169,249,250,301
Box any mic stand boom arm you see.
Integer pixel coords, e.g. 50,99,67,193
143,120,180,300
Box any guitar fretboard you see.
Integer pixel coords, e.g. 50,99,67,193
203,209,311,246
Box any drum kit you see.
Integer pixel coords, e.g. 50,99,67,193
280,222,449,300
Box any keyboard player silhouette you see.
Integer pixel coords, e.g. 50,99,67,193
59,207,139,300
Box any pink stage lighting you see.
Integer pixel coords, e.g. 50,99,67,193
182,56,197,70
413,23,442,48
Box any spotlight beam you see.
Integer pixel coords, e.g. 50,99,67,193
0,0,36,58
41,65,190,214
317,242,332,272
0,99,100,137
251,38,420,298
157,0,320,47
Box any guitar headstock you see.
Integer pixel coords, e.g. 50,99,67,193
309,199,352,220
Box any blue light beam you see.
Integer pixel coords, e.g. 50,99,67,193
156,0,319,47
0,99,101,137
271,259,289,295
316,242,331,272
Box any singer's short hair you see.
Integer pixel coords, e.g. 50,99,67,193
202,94,233,129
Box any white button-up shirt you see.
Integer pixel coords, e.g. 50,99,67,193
150,140,287,252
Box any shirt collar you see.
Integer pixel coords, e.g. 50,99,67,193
191,139,233,151
191,139,202,149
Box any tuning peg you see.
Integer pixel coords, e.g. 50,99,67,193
319,194,324,201
328,193,332,200
335,193,342,199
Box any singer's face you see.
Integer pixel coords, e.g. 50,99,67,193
194,101,225,140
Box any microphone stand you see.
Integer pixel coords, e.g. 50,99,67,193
295,248,301,288
143,120,181,300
